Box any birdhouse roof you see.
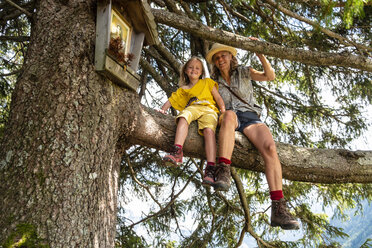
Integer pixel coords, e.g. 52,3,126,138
113,0,158,46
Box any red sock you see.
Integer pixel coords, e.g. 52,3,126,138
207,162,215,166
270,190,284,201
175,144,183,149
218,157,231,165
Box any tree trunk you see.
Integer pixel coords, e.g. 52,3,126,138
151,9,372,72
0,1,138,246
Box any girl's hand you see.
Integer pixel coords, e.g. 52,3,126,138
156,109,167,114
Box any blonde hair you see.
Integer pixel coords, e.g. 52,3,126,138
211,54,239,80
179,57,206,87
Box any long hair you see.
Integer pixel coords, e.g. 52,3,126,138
211,54,239,80
179,57,206,87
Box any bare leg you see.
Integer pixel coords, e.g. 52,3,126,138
244,124,299,230
174,117,189,146
218,111,238,159
203,128,216,163
243,123,282,191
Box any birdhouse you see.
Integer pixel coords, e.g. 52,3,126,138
95,0,158,91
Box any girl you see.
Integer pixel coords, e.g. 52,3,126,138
157,57,225,186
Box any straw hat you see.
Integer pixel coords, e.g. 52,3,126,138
206,43,237,64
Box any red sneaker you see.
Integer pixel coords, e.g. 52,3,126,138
163,145,183,167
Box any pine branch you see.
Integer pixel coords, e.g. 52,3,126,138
139,57,177,97
231,167,275,248
261,0,372,54
0,35,30,42
153,43,182,73
4,0,32,17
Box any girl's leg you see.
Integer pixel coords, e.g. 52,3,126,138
243,123,282,191
163,117,189,167
174,117,189,146
203,128,216,163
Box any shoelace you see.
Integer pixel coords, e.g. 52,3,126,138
205,165,215,178
215,164,229,180
276,202,295,220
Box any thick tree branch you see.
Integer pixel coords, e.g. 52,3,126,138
152,8,372,72
127,106,372,184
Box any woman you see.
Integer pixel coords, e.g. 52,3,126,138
205,39,300,230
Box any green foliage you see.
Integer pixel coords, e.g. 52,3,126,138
0,12,29,139
343,0,366,29
360,238,372,248
2,223,49,248
115,225,148,248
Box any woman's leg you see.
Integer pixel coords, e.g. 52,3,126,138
174,117,189,146
203,128,216,163
243,123,282,191
243,122,299,230
218,111,238,160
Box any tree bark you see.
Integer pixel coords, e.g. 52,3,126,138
151,8,372,72
129,107,372,184
0,1,138,246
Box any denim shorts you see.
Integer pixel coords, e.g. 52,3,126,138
236,111,262,133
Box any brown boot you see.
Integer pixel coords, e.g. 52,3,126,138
163,145,183,167
214,162,231,191
202,164,216,187
271,198,300,230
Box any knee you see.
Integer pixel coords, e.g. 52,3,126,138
221,111,236,127
203,128,215,137
263,142,277,157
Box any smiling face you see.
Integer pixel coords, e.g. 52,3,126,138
212,51,232,72
184,59,203,83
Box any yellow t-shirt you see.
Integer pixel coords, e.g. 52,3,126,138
169,78,219,113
